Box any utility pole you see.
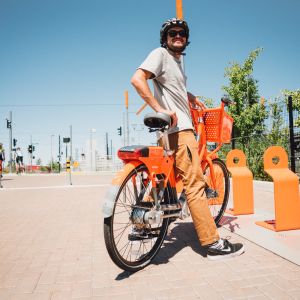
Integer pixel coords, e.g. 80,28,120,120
58,135,61,173
123,112,126,146
90,128,96,171
30,135,33,172
106,132,109,160
176,0,183,19
7,111,13,173
110,139,113,157
70,125,72,163
125,90,129,146
51,134,54,172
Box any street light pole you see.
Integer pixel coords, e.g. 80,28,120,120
30,135,33,172
125,90,129,146
176,0,183,19
8,111,12,173
51,134,54,172
70,125,72,163
90,128,96,171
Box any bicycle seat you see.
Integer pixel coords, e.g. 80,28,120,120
221,96,234,105
144,112,171,129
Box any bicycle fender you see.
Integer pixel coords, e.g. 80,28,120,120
102,161,143,218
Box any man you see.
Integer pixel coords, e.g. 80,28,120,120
15,147,24,173
131,18,244,260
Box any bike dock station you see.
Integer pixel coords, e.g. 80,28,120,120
255,146,300,231
226,149,254,215
222,146,300,266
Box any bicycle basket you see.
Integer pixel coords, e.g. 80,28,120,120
203,109,233,144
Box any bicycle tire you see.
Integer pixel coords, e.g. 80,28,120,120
203,158,229,225
103,164,171,272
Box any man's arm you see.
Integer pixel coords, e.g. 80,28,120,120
131,69,178,127
187,91,197,103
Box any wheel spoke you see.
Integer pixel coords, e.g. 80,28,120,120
106,165,170,269
204,159,229,225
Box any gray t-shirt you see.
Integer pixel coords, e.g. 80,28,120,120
139,47,193,134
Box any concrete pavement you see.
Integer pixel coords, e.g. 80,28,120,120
0,173,300,299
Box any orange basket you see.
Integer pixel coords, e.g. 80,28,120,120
190,107,233,144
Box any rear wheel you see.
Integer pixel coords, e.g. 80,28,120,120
103,164,171,272
203,158,229,225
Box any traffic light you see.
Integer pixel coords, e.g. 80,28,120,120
117,126,122,136
6,119,11,129
32,146,35,152
28,145,33,153
13,138,17,147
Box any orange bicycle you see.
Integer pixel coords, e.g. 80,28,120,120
103,97,233,272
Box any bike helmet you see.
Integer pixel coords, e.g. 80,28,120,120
160,18,190,51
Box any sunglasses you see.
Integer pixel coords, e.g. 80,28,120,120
168,30,187,38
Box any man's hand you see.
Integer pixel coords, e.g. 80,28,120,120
188,92,206,110
157,108,178,127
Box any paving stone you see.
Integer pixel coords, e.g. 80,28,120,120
287,289,300,299
257,283,294,299
0,175,299,300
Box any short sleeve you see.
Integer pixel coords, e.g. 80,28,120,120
138,48,165,78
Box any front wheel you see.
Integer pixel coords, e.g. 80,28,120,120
103,164,172,272
203,158,229,225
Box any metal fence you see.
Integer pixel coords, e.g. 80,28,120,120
222,96,300,177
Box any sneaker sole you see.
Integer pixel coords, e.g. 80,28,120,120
207,245,245,261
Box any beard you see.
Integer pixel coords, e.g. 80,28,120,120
167,41,187,53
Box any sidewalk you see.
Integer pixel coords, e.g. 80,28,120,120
0,175,299,299
222,180,300,266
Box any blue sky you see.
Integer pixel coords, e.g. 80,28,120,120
0,0,299,165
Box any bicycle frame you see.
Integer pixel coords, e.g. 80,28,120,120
103,100,232,219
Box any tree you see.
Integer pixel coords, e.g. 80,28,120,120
222,48,270,179
268,98,289,148
196,96,214,108
282,89,300,126
223,48,268,151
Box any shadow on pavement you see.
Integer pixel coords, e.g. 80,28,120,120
152,221,207,266
115,222,205,280
218,215,239,232
115,218,239,280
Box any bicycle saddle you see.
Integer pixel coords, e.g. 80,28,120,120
221,96,234,105
143,112,171,129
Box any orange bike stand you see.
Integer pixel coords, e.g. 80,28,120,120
226,149,254,215
256,146,300,231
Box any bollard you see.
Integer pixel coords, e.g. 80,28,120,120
256,146,300,231
66,159,72,185
226,149,254,215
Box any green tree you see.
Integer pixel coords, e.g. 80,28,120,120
267,98,289,148
222,48,269,179
223,48,268,150
48,161,60,172
282,89,300,126
196,95,214,108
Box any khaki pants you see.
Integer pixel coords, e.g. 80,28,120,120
168,130,219,246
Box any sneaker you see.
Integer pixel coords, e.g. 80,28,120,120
207,239,244,261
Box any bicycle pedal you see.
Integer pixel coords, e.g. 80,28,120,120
128,233,149,241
